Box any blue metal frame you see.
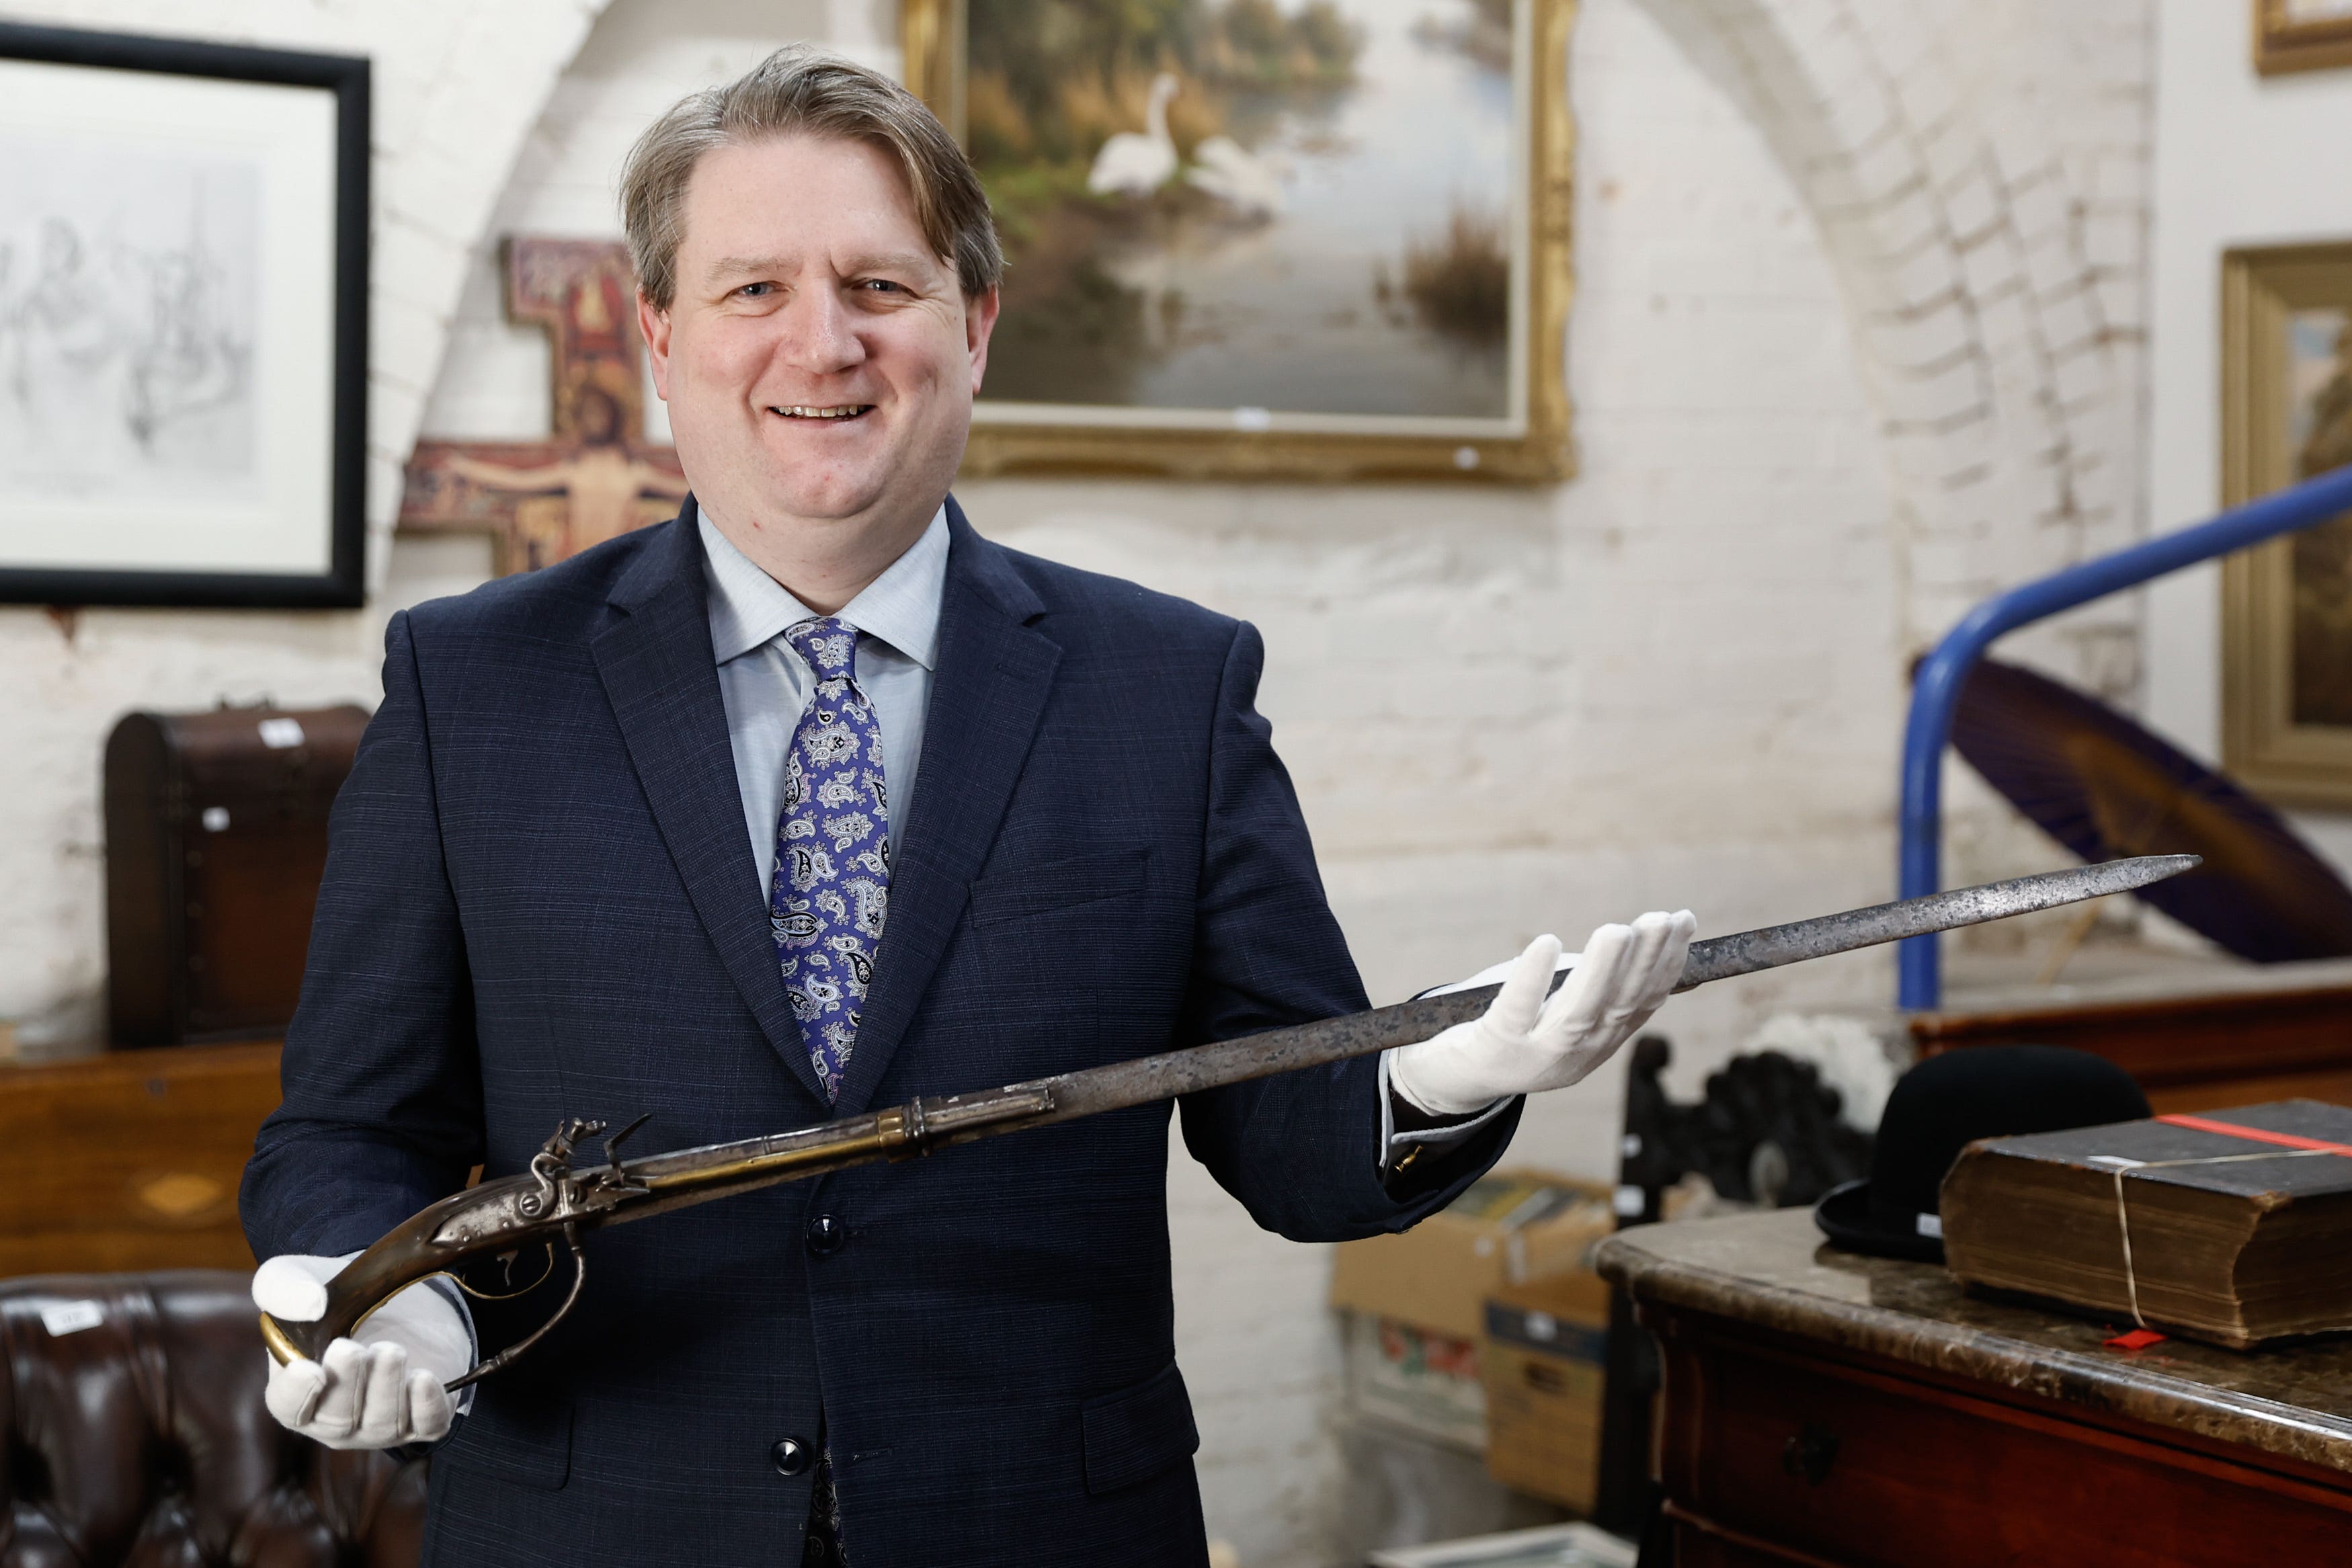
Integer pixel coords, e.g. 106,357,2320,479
1897,464,2352,1010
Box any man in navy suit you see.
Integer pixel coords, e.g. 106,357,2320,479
241,48,1693,1568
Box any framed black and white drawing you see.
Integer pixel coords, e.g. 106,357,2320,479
0,23,367,608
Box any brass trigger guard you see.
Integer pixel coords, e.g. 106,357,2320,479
258,1221,592,1396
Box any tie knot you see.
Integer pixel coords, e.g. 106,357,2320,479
786,617,858,680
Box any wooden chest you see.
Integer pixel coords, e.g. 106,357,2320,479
105,704,369,1046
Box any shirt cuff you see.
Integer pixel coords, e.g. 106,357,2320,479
1377,1049,1514,1172
423,1273,480,1420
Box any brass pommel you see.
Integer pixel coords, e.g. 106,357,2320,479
259,1309,307,1368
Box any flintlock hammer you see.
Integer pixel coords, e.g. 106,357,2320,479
261,854,2195,1391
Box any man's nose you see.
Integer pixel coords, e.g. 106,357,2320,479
773,286,866,375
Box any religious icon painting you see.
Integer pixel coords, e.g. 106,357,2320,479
2255,0,2352,75
2222,243,2352,806
397,239,688,577
0,22,366,607
902,0,1574,483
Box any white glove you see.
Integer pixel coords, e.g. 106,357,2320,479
1387,911,1697,1116
253,1252,473,1448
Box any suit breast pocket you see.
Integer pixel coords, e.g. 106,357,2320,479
967,846,1149,929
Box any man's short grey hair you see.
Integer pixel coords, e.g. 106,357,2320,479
620,45,1002,310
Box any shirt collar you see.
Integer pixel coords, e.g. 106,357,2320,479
699,502,949,671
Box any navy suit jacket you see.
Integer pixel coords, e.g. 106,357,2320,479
242,498,1518,1567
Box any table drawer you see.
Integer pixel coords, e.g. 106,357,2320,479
1670,1520,1818,1567
1665,1329,2352,1567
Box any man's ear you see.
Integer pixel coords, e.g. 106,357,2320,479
965,284,1000,394
638,290,675,399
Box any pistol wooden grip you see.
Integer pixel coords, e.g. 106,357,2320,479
257,1249,422,1366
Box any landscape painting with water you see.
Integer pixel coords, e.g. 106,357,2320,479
911,0,1571,479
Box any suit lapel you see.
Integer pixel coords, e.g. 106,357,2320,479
832,501,1058,1116
591,502,832,1106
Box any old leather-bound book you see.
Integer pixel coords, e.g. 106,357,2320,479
1941,1100,2352,1349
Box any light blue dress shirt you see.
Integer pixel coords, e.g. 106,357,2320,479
700,505,948,901
696,503,1502,1167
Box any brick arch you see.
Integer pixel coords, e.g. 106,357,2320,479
359,0,626,563
1627,0,2151,691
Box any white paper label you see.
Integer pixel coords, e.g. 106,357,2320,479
201,806,231,832
41,1300,104,1336
1612,1184,1646,1217
1914,1212,1944,1239
257,716,306,749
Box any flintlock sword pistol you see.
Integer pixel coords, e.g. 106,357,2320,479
261,854,2197,1391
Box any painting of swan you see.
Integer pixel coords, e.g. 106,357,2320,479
1086,73,1180,197
1184,134,1284,218
936,0,1559,455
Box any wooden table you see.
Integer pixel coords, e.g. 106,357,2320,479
0,1040,282,1276
1598,1208,2352,1567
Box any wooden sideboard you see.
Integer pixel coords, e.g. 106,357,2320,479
0,1040,282,1276
1600,1209,2352,1566
1913,956,2352,1112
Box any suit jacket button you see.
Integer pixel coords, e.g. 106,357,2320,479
772,1436,813,1477
807,1213,845,1257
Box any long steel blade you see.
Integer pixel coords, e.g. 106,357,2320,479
598,854,2202,1217
911,854,2203,1138
1672,853,2200,991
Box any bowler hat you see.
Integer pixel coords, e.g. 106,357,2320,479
1814,1044,2149,1262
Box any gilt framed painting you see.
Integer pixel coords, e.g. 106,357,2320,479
2255,0,2352,75
903,0,1574,483
2222,243,2352,805
0,23,367,608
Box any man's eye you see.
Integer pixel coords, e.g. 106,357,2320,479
738,282,775,298
860,279,905,294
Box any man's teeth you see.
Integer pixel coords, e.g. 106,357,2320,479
773,405,870,419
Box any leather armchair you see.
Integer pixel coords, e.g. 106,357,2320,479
1,1271,425,1565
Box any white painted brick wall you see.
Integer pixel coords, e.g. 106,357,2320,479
0,0,616,1030
0,0,2158,1562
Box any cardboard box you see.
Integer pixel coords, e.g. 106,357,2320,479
1342,1311,1488,1452
1330,1170,1615,1341
1367,1522,1636,1568
1480,1271,1613,1512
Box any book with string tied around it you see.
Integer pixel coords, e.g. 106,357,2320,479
1940,1100,2352,1350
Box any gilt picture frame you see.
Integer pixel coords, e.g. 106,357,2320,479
2255,0,2352,76
0,22,368,608
2221,243,2352,806
902,0,1574,483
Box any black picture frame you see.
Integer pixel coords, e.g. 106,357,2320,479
0,22,368,608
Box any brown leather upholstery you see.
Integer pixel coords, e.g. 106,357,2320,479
0,1271,425,1565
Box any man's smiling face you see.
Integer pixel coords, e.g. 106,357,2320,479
641,134,997,548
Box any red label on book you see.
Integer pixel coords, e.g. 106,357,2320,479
2155,1113,2352,1159
2104,1327,2167,1351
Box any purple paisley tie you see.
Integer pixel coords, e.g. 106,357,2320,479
770,616,890,1102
